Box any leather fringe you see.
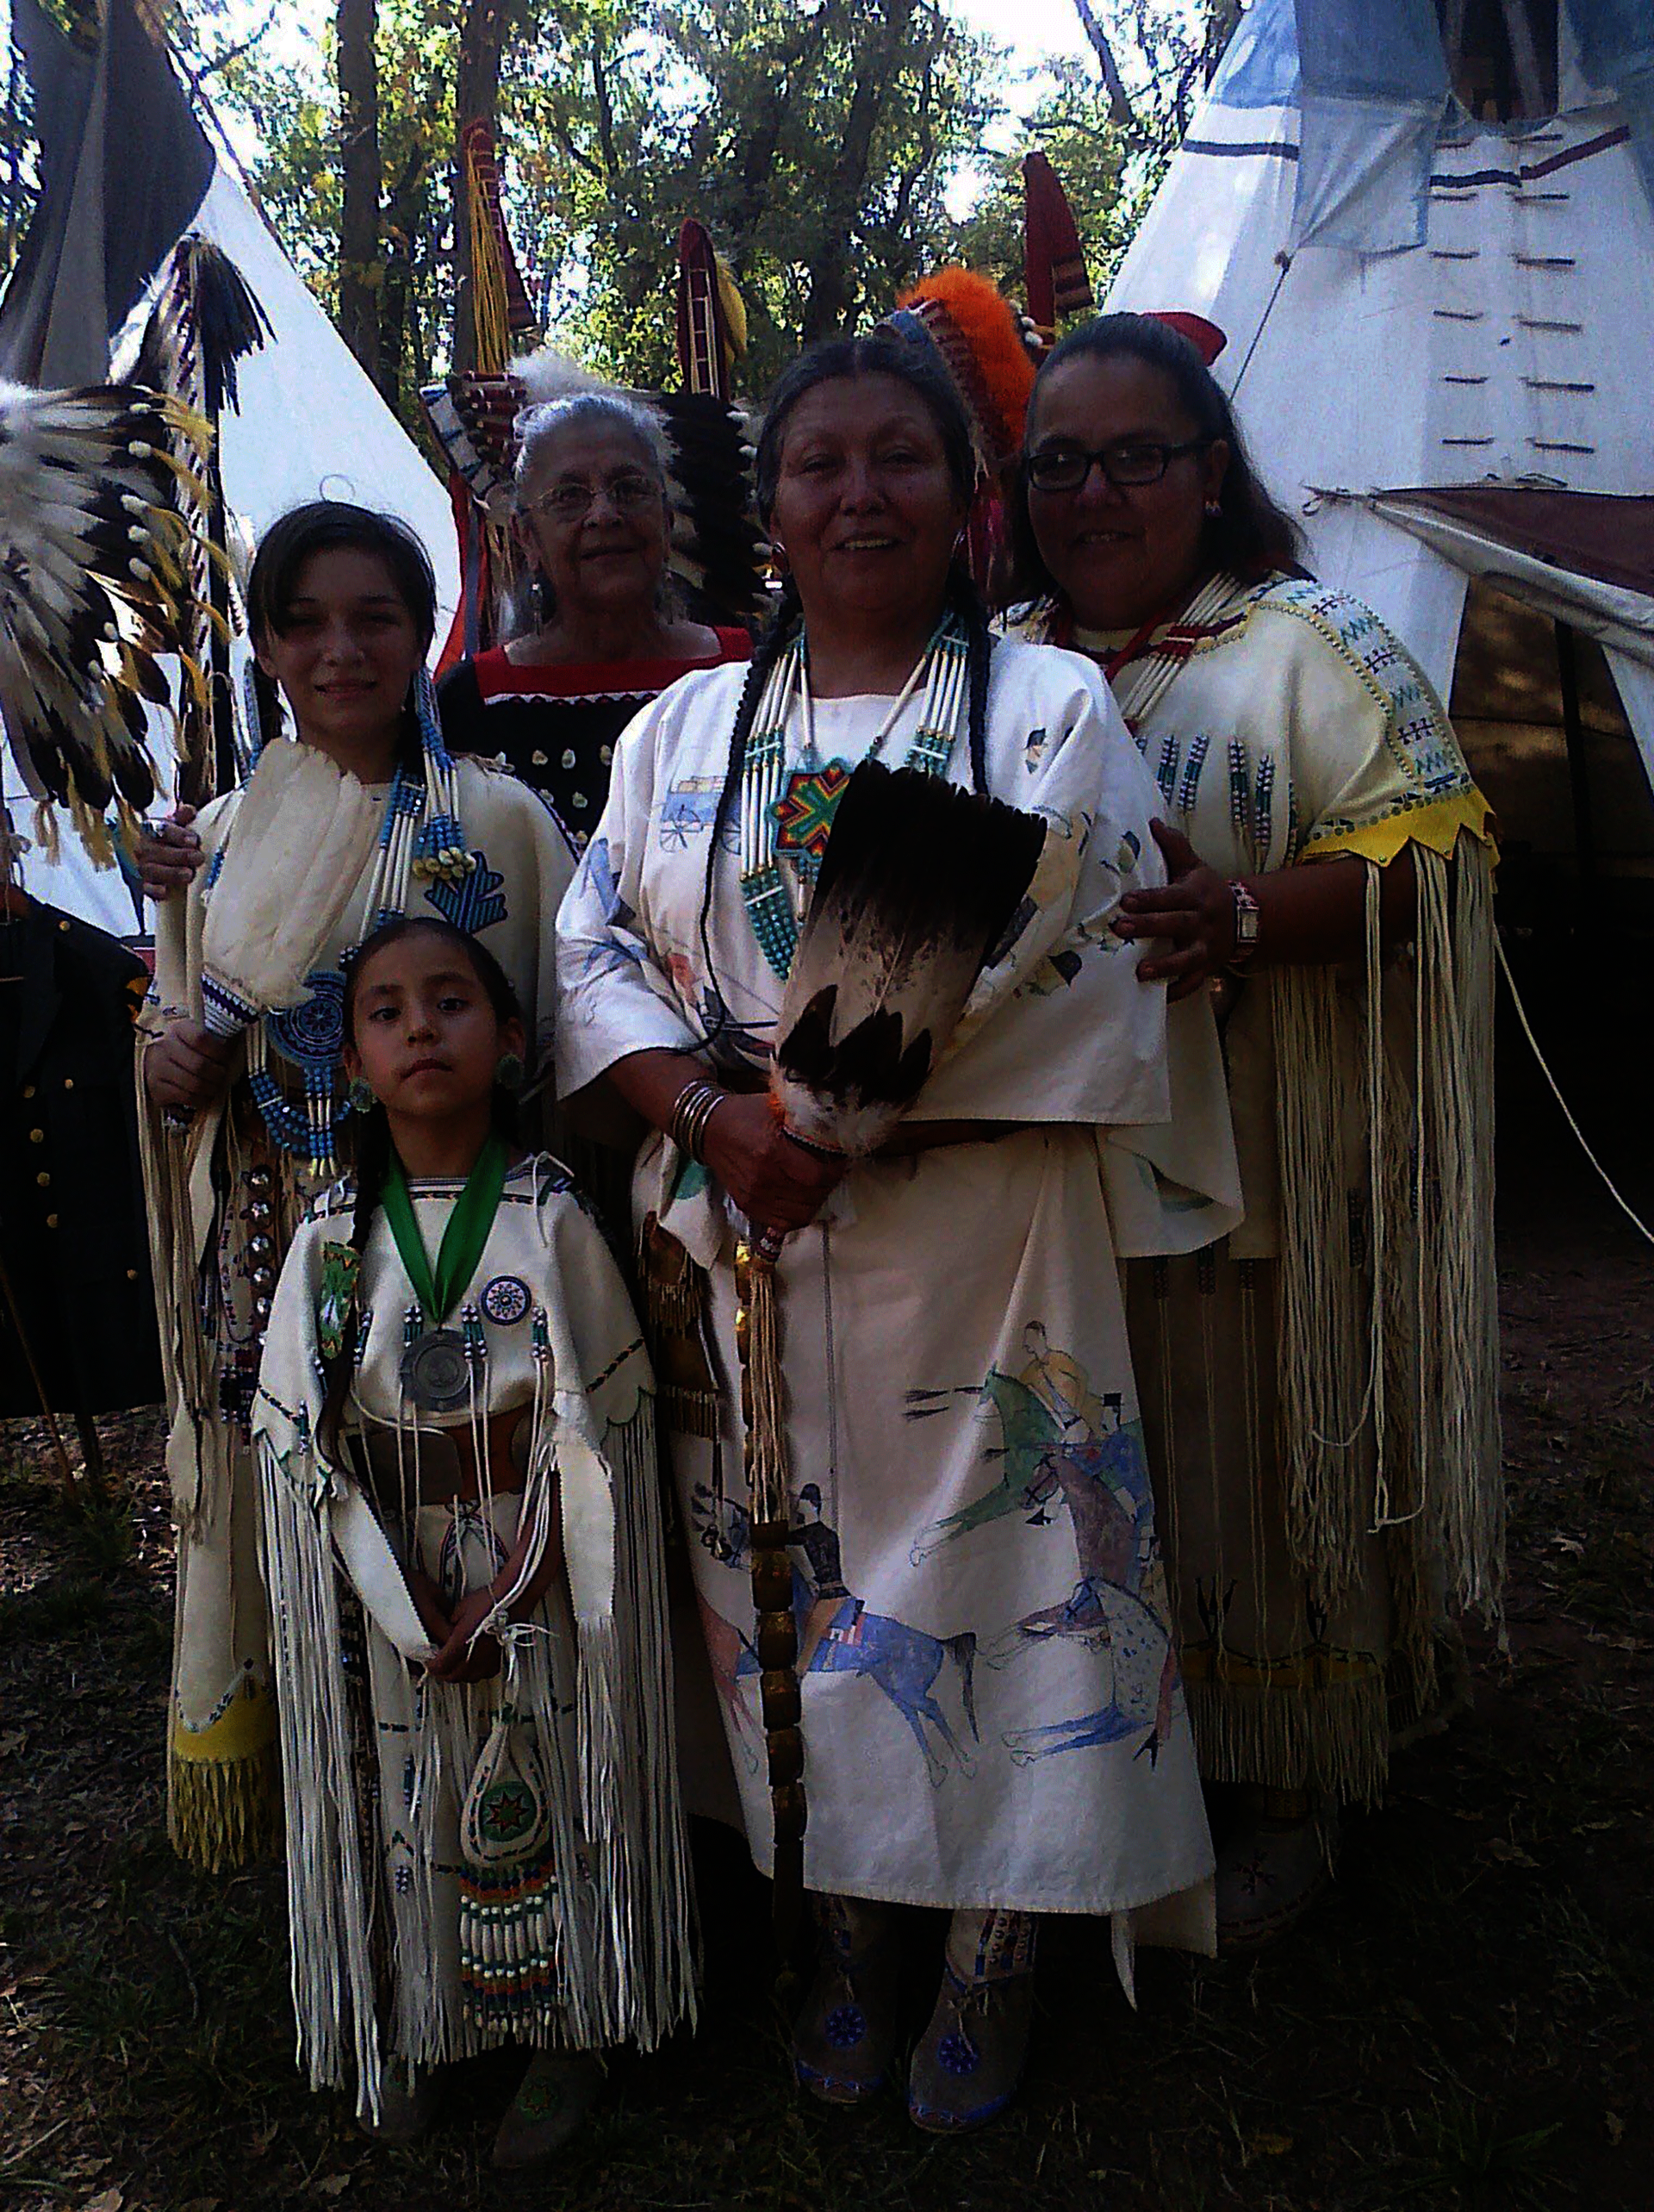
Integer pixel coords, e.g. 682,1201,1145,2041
166,1743,279,1873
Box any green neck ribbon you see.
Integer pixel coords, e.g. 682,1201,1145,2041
382,1131,509,1327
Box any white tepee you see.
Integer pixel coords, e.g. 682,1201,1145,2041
0,0,456,931
1106,0,1654,910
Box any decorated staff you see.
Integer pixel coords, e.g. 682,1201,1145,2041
0,377,218,861
737,761,1046,1937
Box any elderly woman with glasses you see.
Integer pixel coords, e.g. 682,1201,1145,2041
435,364,753,863
1007,311,1502,1946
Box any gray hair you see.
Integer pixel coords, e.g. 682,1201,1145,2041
511,389,673,503
505,371,679,635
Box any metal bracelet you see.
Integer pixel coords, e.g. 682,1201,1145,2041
669,1077,729,1164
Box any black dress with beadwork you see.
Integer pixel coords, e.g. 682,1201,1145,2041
438,632,752,858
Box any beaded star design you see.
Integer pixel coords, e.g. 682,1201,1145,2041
773,763,853,862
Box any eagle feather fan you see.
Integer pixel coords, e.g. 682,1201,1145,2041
771,762,1047,1158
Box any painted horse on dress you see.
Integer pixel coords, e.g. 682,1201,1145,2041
692,1486,980,1788
908,1323,1179,1763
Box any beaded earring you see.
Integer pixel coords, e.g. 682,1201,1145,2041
347,1076,377,1114
494,1051,525,1093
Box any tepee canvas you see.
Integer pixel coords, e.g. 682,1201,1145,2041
1106,0,1654,920
0,0,457,928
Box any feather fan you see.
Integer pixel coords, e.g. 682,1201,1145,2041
198,738,381,1036
771,762,1046,1158
0,378,216,858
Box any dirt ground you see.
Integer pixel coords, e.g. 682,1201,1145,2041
3,981,1651,2212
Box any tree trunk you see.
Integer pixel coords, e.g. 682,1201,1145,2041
451,0,514,374
337,0,383,390
800,0,917,343
381,138,432,424
723,1,847,280
1071,0,1138,128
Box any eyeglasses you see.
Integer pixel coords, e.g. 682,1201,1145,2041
1024,439,1212,493
527,472,660,520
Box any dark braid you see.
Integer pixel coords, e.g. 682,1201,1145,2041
695,575,803,1047
943,563,996,795
318,1099,391,1462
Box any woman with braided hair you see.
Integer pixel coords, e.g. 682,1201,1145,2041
557,335,1242,2132
253,917,690,2163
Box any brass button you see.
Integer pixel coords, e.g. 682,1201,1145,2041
35,1172,49,1187
63,1077,74,1090
28,1128,44,1143
46,1213,59,1229
126,1268,138,1280
21,1083,34,1099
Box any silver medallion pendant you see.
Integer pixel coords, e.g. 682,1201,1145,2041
401,1327,471,1413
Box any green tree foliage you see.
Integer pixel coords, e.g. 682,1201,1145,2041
1,1,1240,414
504,0,1004,390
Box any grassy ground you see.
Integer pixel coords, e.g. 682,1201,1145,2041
3,1060,1651,2210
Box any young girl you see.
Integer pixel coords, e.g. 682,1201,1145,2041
252,917,693,2165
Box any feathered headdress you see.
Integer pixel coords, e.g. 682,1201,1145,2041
0,378,217,862
420,357,768,636
883,267,1041,473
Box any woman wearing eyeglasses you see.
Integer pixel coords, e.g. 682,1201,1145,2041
1008,312,1501,1946
435,371,752,862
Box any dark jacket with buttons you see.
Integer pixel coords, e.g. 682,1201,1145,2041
0,898,162,1417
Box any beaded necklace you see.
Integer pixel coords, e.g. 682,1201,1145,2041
738,613,971,982
215,667,476,1175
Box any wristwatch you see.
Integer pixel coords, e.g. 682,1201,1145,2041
1228,879,1261,968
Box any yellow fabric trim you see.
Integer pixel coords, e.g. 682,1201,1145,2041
170,1675,277,1764
1300,787,1496,869
168,1743,278,1872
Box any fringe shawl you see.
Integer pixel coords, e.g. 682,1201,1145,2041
253,1222,693,2120
1272,834,1502,1635
138,1034,288,1868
